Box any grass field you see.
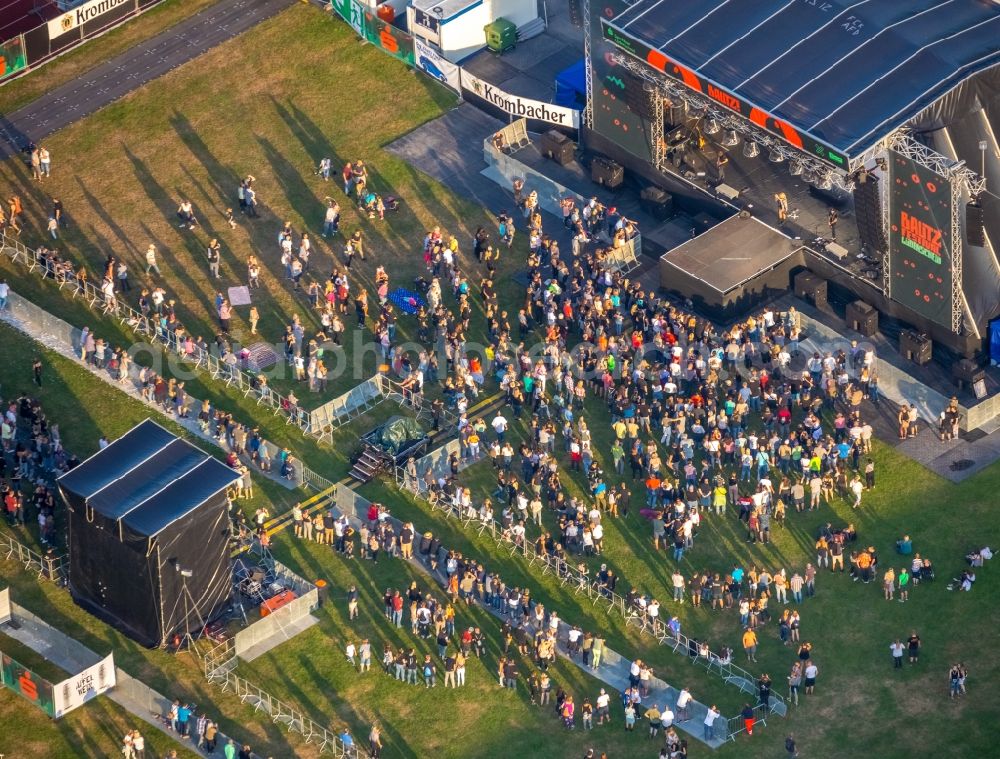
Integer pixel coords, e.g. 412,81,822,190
0,1,513,410
0,2,998,759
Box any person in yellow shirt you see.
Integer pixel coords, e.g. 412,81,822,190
742,628,758,662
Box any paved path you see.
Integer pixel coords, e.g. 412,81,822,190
0,0,297,159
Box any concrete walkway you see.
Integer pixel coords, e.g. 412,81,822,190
0,0,297,159
3,599,258,758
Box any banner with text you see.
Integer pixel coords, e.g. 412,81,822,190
414,39,461,93
888,150,953,328
0,36,28,82
460,70,580,129
48,0,137,40
53,653,116,718
1,652,56,718
363,10,415,66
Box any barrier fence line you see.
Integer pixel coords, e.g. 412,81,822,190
0,232,314,436
394,476,786,728
324,480,735,746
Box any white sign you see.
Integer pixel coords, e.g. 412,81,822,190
460,70,580,129
415,39,460,94
53,654,116,718
48,0,133,39
0,588,10,625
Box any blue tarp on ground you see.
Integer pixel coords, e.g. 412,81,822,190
389,287,425,315
555,59,586,110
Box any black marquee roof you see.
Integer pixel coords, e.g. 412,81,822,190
58,419,240,538
606,0,1000,160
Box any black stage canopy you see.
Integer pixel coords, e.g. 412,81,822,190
58,419,239,648
605,0,1000,163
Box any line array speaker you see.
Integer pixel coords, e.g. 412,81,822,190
966,202,985,247
852,174,886,252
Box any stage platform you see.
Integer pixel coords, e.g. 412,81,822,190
659,215,803,318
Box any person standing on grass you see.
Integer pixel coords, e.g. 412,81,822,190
949,664,963,699
741,703,755,735
898,566,910,602
218,299,232,334
786,733,799,757
39,146,51,177
32,356,42,387
891,639,905,669
47,216,58,239
207,239,221,279
369,724,383,758
804,660,818,694
908,632,921,663
145,244,161,277
359,639,371,672
742,627,758,662
224,739,236,759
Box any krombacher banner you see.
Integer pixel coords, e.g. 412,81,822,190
48,0,134,40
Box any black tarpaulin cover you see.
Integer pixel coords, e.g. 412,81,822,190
58,419,239,648
609,0,1000,158
371,416,428,456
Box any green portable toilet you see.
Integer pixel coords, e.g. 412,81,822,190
484,17,517,54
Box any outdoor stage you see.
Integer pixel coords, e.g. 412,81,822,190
659,215,802,319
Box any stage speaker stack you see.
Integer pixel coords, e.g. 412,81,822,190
591,157,624,189
567,0,583,27
539,129,575,166
952,358,985,391
845,300,878,336
852,173,886,251
966,202,985,247
666,101,687,128
622,73,656,120
793,270,827,308
640,186,673,220
899,330,932,366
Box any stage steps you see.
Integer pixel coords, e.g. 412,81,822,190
349,445,384,483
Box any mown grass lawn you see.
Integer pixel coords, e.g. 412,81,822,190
0,2,520,411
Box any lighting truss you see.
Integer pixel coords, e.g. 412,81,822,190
608,51,856,191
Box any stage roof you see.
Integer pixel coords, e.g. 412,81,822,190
605,0,1000,161
58,419,240,537
660,215,799,294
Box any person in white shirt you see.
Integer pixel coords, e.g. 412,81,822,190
676,687,692,721
703,705,720,740
491,413,508,442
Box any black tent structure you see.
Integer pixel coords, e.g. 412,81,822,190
58,420,240,648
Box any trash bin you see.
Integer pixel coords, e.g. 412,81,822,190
315,579,329,606
484,18,517,54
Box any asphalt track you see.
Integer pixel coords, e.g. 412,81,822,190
0,0,297,160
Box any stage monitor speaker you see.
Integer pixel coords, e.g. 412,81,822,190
567,0,583,27
952,358,986,390
793,270,827,308
899,330,932,366
539,129,575,166
640,186,673,220
845,300,878,336
967,202,985,247
852,174,886,252
591,157,623,189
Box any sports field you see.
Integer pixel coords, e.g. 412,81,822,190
0,3,998,759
